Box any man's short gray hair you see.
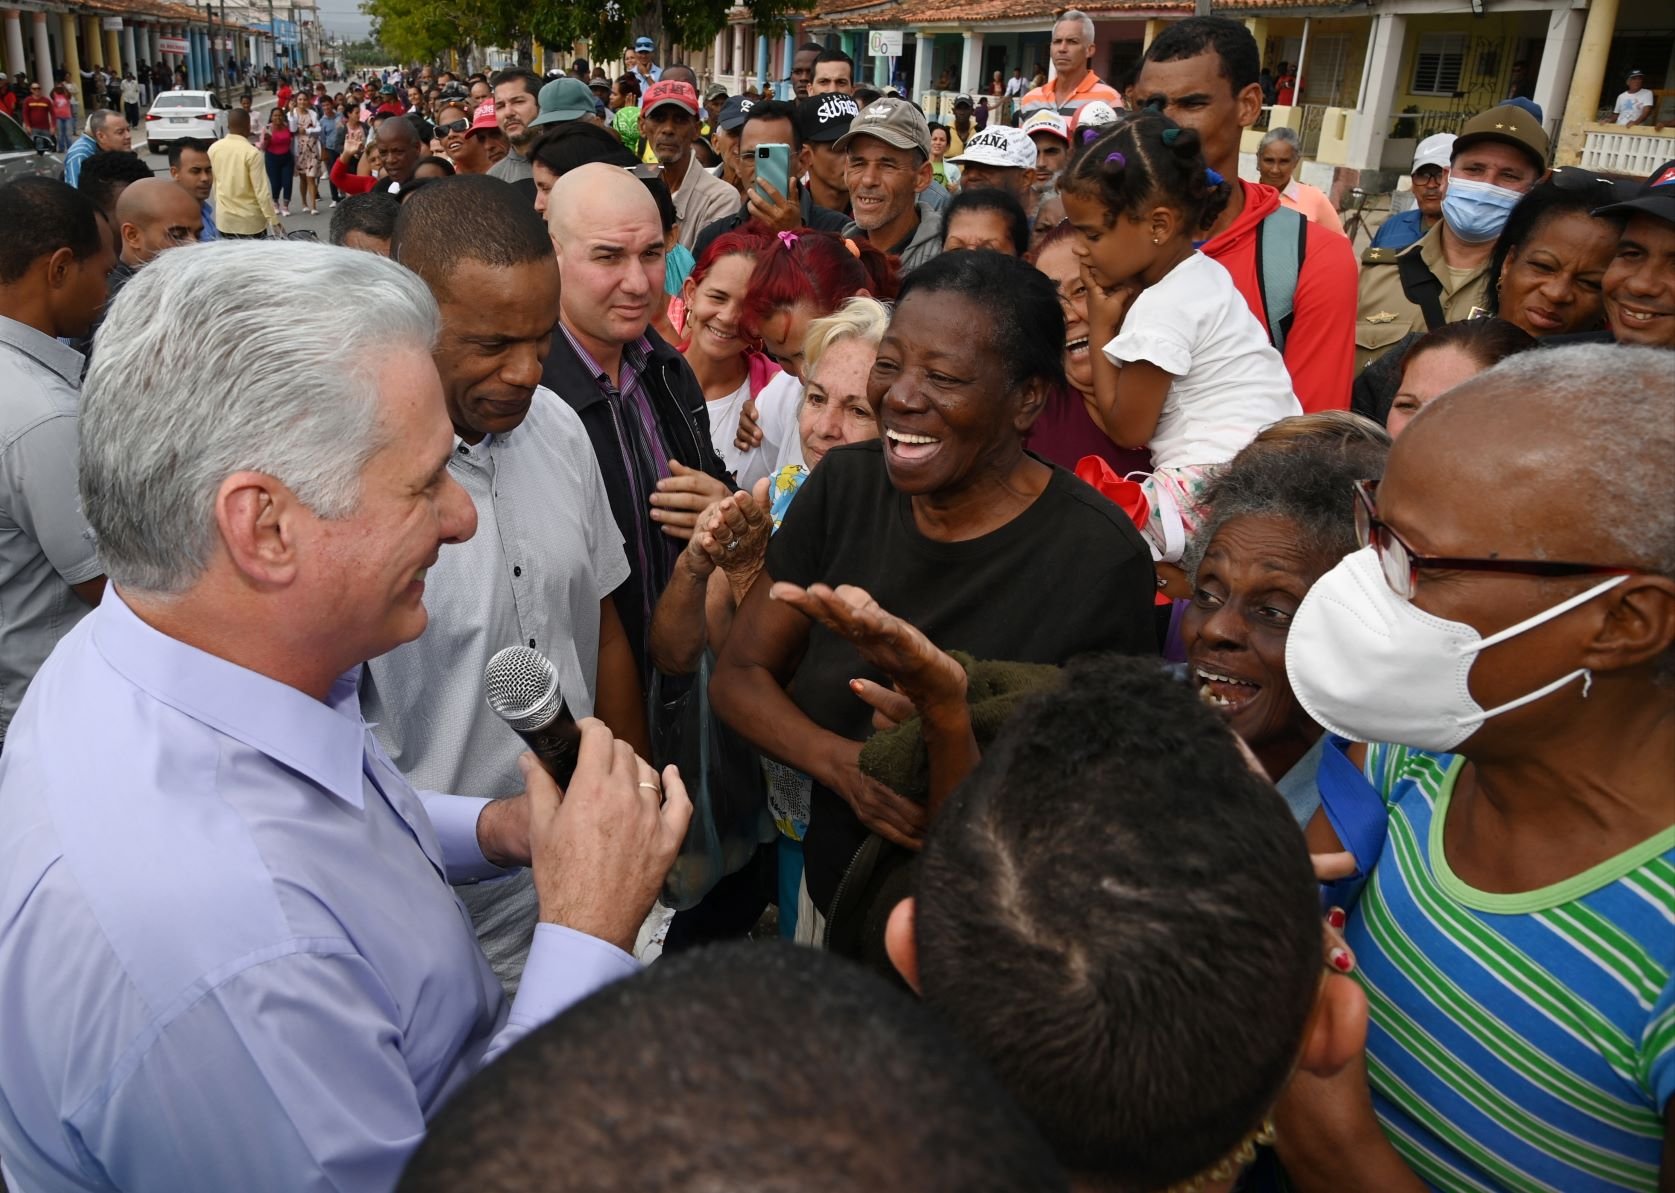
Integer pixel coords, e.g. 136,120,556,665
1428,344,1674,577
1056,8,1097,44
86,108,120,136
80,241,440,594
1258,126,1301,154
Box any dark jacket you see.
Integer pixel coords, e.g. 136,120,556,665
692,189,853,263
541,325,731,680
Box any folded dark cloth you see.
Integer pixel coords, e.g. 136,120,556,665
857,652,1064,803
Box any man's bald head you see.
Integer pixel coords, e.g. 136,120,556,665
1399,344,1674,575
545,161,659,246
378,114,420,145
547,163,666,352
114,177,202,267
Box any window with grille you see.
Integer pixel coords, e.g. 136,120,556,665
1411,32,1466,96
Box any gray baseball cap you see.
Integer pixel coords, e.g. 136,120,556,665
530,77,598,126
833,97,932,158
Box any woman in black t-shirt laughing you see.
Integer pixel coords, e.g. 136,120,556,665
711,251,1158,917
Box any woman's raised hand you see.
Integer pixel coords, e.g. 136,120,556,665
769,583,968,723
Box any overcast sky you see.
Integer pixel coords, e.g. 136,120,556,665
314,0,373,40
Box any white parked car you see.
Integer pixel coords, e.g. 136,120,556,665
143,90,226,151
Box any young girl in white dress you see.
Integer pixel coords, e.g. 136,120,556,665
1060,112,1301,562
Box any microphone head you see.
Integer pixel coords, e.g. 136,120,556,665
484,646,561,732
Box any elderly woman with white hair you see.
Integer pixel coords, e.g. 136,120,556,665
1256,126,1343,236
1274,343,1675,1192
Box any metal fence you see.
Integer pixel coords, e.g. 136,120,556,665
1387,108,1476,141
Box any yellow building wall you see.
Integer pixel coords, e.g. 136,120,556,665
1389,12,1527,119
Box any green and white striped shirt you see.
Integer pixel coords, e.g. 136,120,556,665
1344,744,1675,1191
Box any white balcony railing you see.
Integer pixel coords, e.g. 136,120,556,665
1580,124,1675,177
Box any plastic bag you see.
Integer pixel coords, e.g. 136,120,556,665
649,652,776,911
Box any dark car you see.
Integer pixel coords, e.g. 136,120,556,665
0,106,62,184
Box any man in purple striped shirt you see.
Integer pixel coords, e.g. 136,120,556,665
541,163,733,681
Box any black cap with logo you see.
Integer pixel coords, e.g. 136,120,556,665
1595,160,1675,225
797,93,860,144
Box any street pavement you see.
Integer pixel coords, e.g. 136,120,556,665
134,91,336,242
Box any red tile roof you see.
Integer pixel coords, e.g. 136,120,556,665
62,0,279,30
808,0,1352,27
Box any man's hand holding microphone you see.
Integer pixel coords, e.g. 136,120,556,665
474,645,692,955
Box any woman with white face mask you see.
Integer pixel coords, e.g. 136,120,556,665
1271,345,1675,1193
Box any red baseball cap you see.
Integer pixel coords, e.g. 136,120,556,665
643,80,699,117
467,98,498,135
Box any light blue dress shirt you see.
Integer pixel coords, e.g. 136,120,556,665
198,200,219,241
0,589,638,1192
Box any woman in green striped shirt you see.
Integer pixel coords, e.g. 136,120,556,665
1274,345,1675,1191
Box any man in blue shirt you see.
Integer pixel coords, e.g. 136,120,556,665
1369,132,1453,251
0,240,691,1192
166,138,219,240
60,108,133,188
630,36,661,89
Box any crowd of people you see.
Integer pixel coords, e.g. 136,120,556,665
0,12,1671,1193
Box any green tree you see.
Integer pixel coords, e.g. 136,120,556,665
364,0,812,68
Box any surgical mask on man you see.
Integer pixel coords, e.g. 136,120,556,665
1440,175,1523,244
1284,548,1626,752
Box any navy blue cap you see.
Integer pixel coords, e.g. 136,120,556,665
717,95,756,133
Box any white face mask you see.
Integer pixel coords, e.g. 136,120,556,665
1284,548,1626,751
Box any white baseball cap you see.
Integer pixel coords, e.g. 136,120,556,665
1071,100,1121,136
1412,132,1455,173
949,125,1038,170
1021,110,1070,144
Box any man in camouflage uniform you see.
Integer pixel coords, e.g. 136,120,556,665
1355,104,1548,371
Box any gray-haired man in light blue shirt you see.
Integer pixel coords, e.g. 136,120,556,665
0,240,691,1192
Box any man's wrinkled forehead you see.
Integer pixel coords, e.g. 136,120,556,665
1134,51,1237,104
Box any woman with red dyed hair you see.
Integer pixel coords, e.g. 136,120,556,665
731,228,900,487
678,230,782,476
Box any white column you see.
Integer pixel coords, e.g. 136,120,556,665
30,8,48,90
1532,6,1586,142
4,10,26,81
32,8,51,90
732,22,744,84
1293,18,1311,103
960,30,984,94
1344,12,1406,173
120,24,136,74
912,31,932,101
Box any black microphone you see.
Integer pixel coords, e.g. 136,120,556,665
484,646,581,786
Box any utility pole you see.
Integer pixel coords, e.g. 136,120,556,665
204,1,218,92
